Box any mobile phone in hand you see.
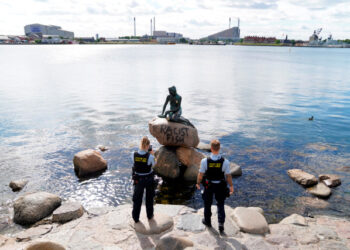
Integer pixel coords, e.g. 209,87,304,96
148,145,152,152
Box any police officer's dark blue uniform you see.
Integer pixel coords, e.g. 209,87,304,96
132,137,155,223
196,139,234,233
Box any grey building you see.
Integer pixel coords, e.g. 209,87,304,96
24,24,74,39
153,30,183,43
206,27,240,41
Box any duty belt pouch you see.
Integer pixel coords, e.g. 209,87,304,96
132,174,139,185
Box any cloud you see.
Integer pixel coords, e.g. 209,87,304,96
223,0,278,9
188,19,215,26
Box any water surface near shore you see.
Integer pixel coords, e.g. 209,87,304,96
0,45,350,230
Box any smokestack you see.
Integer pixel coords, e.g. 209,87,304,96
238,18,240,28
134,17,136,36
150,19,153,36
153,17,155,34
229,17,231,29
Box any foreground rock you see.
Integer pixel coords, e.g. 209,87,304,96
9,180,28,192
230,163,242,176
132,213,173,235
14,192,62,225
52,202,84,224
279,214,307,226
319,174,341,187
5,204,350,250
232,207,269,234
287,169,318,187
154,146,180,179
149,118,199,147
24,241,65,250
307,182,332,198
73,149,107,177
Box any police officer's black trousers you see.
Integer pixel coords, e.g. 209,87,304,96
202,183,226,224
132,174,155,222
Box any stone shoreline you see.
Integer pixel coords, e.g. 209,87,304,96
1,204,349,250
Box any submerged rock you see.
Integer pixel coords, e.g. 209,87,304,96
231,207,269,234
154,146,180,179
73,149,107,177
287,169,318,187
97,145,108,152
319,174,341,187
9,180,28,192
307,182,332,198
149,118,199,147
13,192,61,225
52,202,84,224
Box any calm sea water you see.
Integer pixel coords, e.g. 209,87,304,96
1,45,350,232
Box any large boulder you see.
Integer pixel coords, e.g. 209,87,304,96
319,174,341,187
176,147,205,167
183,165,199,182
307,182,332,198
13,192,62,225
231,207,269,234
9,180,28,192
73,149,107,177
154,146,180,179
149,118,199,147
287,169,318,187
52,202,84,223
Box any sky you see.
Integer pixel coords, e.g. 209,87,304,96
0,0,349,40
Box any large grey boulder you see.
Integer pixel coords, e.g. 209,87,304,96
319,174,341,187
307,182,332,198
154,146,180,179
176,147,205,167
13,192,61,225
9,180,28,192
73,149,107,177
287,169,318,187
149,118,199,147
132,213,173,235
231,207,269,234
52,202,84,223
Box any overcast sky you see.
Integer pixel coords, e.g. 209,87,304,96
0,0,349,39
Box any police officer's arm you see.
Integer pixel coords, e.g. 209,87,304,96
196,172,204,190
226,174,234,195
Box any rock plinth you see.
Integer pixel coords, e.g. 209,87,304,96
13,192,61,225
52,202,84,224
149,118,199,147
9,180,28,192
154,146,180,179
231,207,269,234
132,213,173,235
307,182,332,198
319,174,341,187
176,147,204,168
73,149,107,177
287,169,318,187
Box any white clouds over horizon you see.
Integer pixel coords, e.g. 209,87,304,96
0,0,349,39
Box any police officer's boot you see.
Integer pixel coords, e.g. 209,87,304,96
202,218,212,227
219,223,224,233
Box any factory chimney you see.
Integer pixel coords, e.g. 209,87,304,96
229,17,231,29
150,19,153,36
134,17,136,37
153,17,155,34
238,18,240,28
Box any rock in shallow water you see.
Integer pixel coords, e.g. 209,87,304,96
149,118,199,147
154,146,180,179
52,202,84,224
307,182,332,198
73,149,107,177
13,192,61,225
196,142,211,152
231,207,269,234
287,169,318,187
9,180,28,192
230,163,242,177
319,174,341,187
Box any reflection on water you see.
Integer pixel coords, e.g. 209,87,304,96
0,45,350,231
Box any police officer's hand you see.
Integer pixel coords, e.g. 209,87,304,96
229,186,234,195
196,184,201,190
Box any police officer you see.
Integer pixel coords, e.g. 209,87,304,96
196,139,234,233
132,136,156,223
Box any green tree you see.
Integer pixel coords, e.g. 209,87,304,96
275,39,281,44
179,38,188,43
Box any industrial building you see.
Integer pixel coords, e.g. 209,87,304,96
153,30,183,44
243,36,276,44
24,24,74,39
206,27,240,41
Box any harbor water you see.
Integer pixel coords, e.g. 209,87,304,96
0,45,350,232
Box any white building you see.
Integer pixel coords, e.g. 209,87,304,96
153,30,183,44
24,24,74,39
